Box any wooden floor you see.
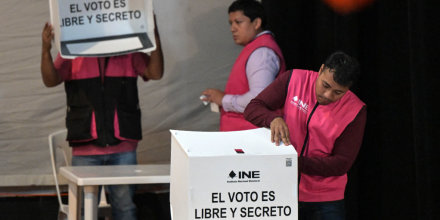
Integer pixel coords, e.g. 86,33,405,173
0,192,171,220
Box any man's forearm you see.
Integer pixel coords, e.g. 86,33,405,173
245,98,281,127
244,70,291,127
40,50,61,87
143,27,164,80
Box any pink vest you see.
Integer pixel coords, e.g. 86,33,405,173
284,70,365,202
61,54,145,142
65,55,139,80
220,33,286,131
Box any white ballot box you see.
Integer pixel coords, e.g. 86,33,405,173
170,128,298,220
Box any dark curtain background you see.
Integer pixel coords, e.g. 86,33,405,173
262,0,439,219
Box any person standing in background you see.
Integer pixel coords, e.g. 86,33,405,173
202,0,285,131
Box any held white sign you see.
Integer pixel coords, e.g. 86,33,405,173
170,128,298,220
49,0,156,58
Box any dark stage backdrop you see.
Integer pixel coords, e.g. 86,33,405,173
262,0,439,219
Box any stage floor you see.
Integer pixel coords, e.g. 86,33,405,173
0,191,170,220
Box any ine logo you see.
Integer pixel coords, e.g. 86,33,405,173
227,170,261,183
291,95,308,114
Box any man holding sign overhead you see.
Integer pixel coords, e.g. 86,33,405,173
40,10,163,220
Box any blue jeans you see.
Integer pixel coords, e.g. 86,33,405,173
299,200,345,220
72,151,137,220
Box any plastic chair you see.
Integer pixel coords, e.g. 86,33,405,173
49,129,112,220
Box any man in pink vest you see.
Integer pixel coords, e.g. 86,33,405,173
244,51,366,220
201,0,285,131
40,18,164,220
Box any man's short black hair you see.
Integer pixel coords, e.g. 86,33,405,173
324,51,360,87
228,0,266,30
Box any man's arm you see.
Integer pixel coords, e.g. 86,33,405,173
40,23,62,87
299,107,367,177
244,70,292,145
142,16,164,80
244,70,290,127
